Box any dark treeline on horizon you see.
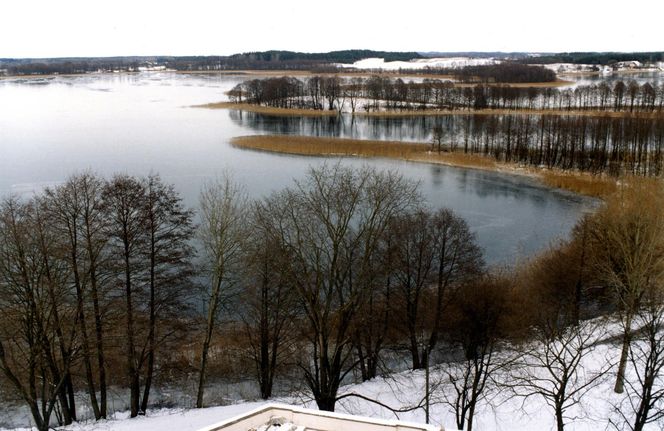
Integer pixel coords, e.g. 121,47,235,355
3,50,663,75
522,51,664,65
0,50,422,75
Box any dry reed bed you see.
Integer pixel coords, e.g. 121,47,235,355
539,171,618,197
194,101,338,117
231,135,429,158
231,135,619,198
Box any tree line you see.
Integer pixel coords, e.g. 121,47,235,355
453,63,556,83
3,60,141,76
429,113,664,176
231,76,664,113
2,169,664,431
0,169,483,427
0,51,422,75
0,174,194,428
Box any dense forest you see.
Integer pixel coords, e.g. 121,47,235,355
2,169,664,431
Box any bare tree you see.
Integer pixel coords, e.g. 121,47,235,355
241,201,299,399
321,76,342,111
43,175,104,419
344,77,363,114
391,208,484,370
439,275,512,431
432,125,444,153
102,175,147,418
139,174,195,413
507,319,610,431
586,180,664,393
271,164,419,411
611,290,664,431
196,174,248,408
0,197,77,430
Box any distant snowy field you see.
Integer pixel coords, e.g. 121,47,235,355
337,57,498,70
338,57,664,74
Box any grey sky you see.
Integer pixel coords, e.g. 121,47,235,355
3,0,662,58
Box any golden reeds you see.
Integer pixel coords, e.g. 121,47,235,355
231,135,626,199
193,102,338,117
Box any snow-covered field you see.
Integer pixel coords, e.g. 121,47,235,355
337,57,498,71
338,57,664,75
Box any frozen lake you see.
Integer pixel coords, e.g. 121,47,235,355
0,72,595,263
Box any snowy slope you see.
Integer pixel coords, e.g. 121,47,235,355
2,319,658,431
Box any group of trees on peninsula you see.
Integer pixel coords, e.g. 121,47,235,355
230,76,664,176
231,76,664,113
2,168,664,431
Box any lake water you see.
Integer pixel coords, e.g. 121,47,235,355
0,72,595,264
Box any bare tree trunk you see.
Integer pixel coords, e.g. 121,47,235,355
140,234,157,415
197,278,221,408
124,241,140,418
89,273,107,418
614,314,632,394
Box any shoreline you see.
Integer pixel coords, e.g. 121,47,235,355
1,69,572,87
193,101,338,116
195,101,663,120
230,135,618,198
177,70,572,86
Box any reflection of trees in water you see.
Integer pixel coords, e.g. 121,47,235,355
229,110,437,142
230,110,664,175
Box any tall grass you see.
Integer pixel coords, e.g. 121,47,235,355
232,135,499,171
540,171,618,198
232,135,429,158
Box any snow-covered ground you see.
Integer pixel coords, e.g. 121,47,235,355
337,57,498,71
1,318,658,431
1,403,268,431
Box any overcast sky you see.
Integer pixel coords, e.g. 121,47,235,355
3,0,662,58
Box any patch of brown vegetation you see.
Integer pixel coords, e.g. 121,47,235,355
231,135,428,157
193,101,338,117
540,171,619,198
231,135,624,198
